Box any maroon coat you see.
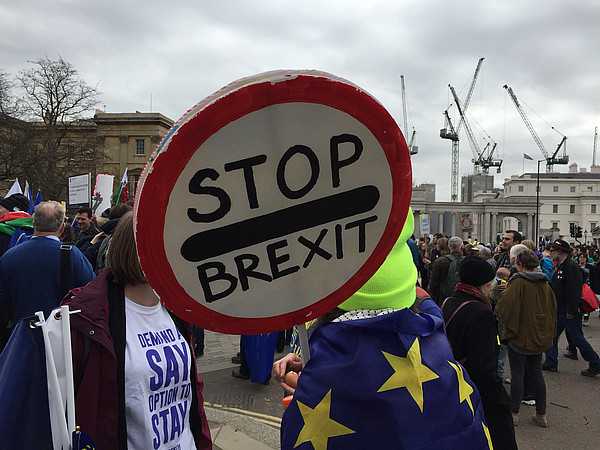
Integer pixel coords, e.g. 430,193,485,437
61,269,212,449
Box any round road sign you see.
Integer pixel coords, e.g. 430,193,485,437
134,70,411,334
461,216,473,229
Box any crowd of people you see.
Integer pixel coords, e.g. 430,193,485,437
1,185,599,448
274,224,600,449
0,193,212,448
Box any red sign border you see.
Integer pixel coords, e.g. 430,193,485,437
135,73,412,334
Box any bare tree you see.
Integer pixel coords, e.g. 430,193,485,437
14,57,104,200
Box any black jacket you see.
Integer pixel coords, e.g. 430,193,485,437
552,256,583,315
442,290,516,450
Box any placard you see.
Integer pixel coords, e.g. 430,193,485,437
134,70,411,334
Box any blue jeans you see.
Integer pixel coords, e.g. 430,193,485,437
544,308,600,369
508,347,546,415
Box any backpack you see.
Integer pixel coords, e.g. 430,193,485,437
95,234,112,274
441,254,463,298
7,227,34,249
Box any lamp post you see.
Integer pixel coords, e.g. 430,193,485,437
585,229,588,246
535,160,542,248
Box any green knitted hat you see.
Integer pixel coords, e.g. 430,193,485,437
338,209,417,311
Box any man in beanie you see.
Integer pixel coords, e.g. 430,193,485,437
0,193,33,257
542,239,600,376
442,255,516,449
275,212,494,449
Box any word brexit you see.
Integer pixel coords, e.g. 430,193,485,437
181,133,382,302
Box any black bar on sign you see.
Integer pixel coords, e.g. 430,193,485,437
180,185,380,262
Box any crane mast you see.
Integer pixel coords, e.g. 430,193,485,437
503,84,568,172
440,57,484,201
400,75,418,155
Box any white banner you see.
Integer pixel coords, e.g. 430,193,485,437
420,213,430,235
92,174,114,217
68,174,91,209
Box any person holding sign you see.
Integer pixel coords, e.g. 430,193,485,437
274,213,494,449
61,212,212,449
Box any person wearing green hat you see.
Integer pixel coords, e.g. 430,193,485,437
275,210,494,449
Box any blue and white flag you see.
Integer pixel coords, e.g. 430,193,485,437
281,300,492,449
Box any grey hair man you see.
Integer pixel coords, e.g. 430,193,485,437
0,201,95,351
474,244,497,270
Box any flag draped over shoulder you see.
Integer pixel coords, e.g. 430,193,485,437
0,317,53,448
112,169,129,205
281,300,492,449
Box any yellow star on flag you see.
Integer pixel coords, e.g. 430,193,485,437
482,422,493,448
377,337,439,412
449,361,474,416
294,389,355,450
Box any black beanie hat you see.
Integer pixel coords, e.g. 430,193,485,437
0,193,30,213
459,255,496,287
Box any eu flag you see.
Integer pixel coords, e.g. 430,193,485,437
281,300,492,449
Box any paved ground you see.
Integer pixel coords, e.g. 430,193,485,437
197,314,600,449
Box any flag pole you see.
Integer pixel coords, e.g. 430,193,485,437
36,311,70,449
298,323,310,367
60,305,76,438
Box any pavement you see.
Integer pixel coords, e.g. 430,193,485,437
197,313,600,450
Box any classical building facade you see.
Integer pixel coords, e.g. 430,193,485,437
411,163,600,247
93,110,174,195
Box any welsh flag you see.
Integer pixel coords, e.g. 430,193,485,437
112,169,129,205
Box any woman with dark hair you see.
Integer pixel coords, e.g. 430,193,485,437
62,212,212,449
497,248,557,428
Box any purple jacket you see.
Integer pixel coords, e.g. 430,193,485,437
61,269,212,449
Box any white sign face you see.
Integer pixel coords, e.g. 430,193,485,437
134,70,411,334
420,214,430,235
68,173,91,209
92,174,114,216
163,102,392,317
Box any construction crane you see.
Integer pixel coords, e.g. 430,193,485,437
449,85,502,174
400,75,418,155
503,84,568,172
440,57,484,201
593,126,598,166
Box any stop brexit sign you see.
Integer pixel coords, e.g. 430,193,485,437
134,70,412,334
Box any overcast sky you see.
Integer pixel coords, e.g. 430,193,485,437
2,0,599,201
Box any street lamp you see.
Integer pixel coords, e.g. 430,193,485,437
535,160,542,248
585,229,588,246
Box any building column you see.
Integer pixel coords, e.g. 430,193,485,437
438,212,444,235
483,212,491,245
451,212,457,236
413,210,420,236
527,213,533,240
491,213,498,244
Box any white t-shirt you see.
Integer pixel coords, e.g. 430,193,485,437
124,298,196,450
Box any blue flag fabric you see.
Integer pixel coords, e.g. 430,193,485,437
0,316,53,449
35,189,42,208
281,300,492,449
242,332,278,382
26,184,35,215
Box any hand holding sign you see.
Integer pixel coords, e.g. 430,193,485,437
134,70,411,334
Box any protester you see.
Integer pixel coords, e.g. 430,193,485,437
442,255,517,449
543,239,600,377
274,213,493,448
428,236,464,305
495,230,522,269
0,201,95,353
496,248,556,428
0,193,33,257
61,212,212,448
73,206,100,248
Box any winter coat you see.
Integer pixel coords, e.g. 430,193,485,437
61,269,212,449
496,272,557,353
